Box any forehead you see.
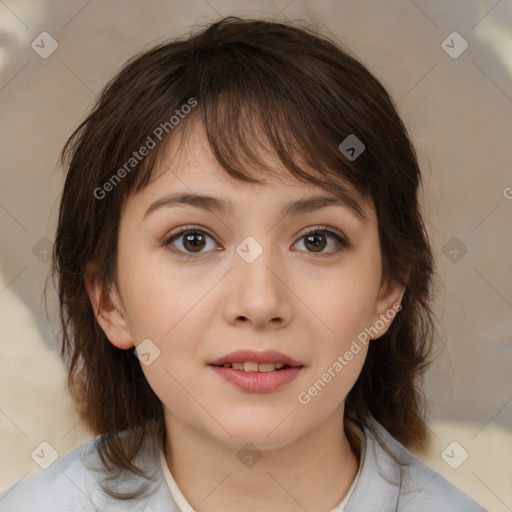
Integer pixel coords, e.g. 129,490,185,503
130,119,375,225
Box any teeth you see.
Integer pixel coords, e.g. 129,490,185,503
221,361,289,372
258,363,276,373
243,361,259,372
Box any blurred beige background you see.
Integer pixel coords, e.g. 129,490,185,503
0,0,511,510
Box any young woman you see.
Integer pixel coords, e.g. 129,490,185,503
0,16,485,511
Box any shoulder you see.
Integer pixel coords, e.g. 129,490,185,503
394,440,485,511
347,418,487,512
0,432,177,512
0,438,101,511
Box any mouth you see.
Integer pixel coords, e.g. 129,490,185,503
211,361,294,372
208,349,304,371
208,349,305,392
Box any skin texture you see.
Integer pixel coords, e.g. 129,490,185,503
85,120,405,511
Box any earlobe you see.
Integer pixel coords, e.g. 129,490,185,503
83,263,134,350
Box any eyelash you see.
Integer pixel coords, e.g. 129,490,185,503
161,225,350,259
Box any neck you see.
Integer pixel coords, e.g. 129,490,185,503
163,406,360,512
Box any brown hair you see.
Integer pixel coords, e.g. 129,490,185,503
49,16,438,501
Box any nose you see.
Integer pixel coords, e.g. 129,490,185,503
221,243,293,330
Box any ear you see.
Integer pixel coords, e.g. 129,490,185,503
83,262,134,350
369,275,406,341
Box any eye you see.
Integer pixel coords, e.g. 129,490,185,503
293,226,350,255
162,224,350,259
162,226,219,258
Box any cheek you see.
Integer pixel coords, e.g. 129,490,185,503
118,245,209,341
301,256,380,395
309,266,380,342
118,250,214,403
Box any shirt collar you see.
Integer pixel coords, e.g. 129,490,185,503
345,418,402,511
157,422,369,512
132,417,402,512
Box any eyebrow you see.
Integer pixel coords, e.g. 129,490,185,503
143,190,367,223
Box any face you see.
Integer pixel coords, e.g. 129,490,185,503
87,120,404,450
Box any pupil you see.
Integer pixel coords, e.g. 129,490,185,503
305,233,326,252
184,232,206,252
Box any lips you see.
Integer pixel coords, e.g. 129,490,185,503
208,349,304,368
208,349,305,392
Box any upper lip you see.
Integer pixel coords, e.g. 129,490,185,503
209,349,304,367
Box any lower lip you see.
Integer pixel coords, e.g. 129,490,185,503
209,365,303,392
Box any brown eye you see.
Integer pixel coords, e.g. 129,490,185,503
182,231,207,252
163,228,218,258
304,232,327,252
294,227,349,255
163,225,349,259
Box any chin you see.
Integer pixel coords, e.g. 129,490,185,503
205,407,305,450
